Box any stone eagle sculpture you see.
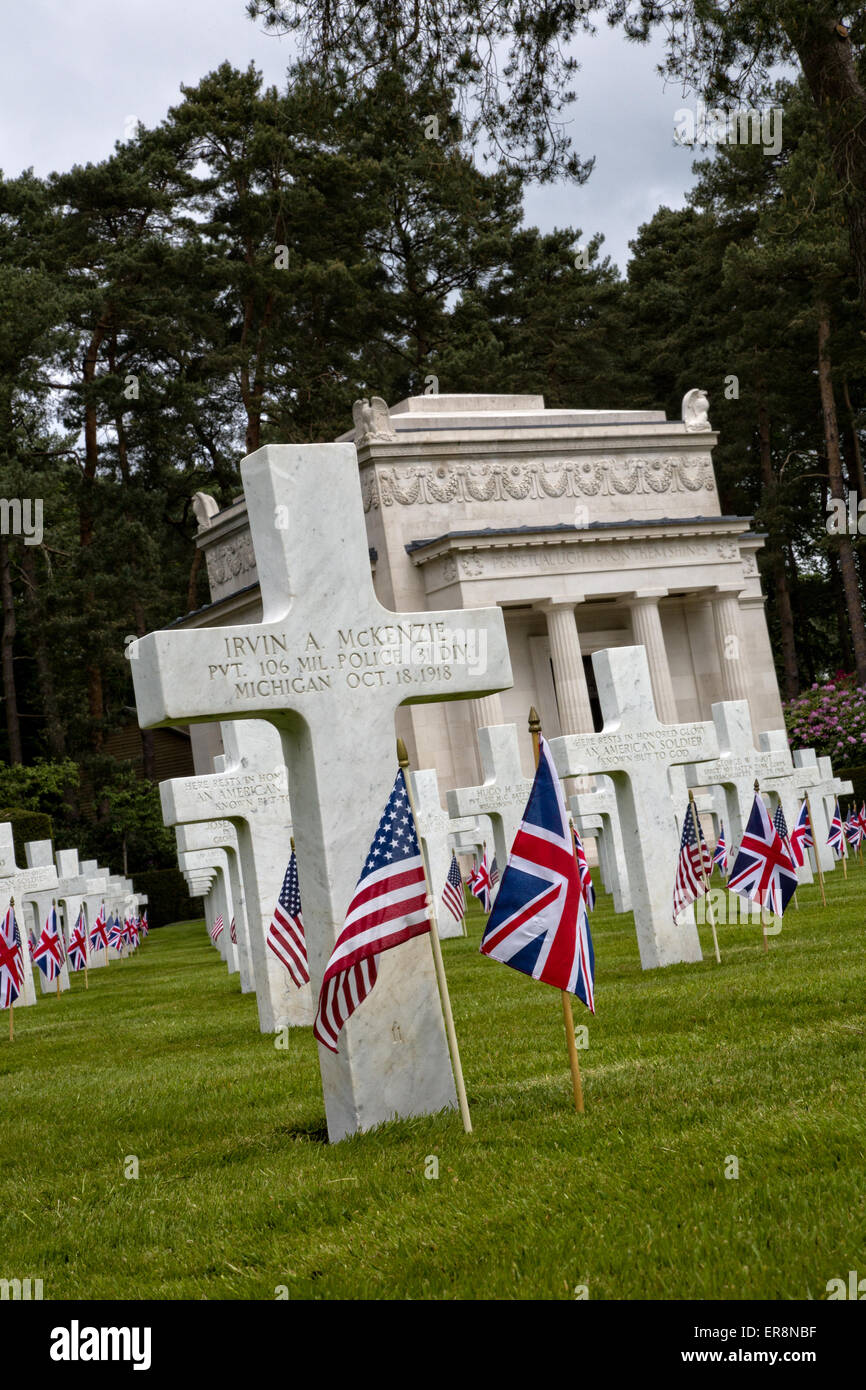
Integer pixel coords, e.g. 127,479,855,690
352,396,396,445
682,388,711,432
191,491,220,531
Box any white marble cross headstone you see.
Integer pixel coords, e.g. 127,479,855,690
684,702,791,849
409,769,478,939
549,646,720,968
446,725,533,873
175,829,241,975
22,840,70,993
791,750,847,873
177,847,233,958
160,720,305,1026
568,779,631,912
0,823,58,1006
757,731,817,884
130,443,512,1142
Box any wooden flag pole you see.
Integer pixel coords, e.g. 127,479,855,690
803,793,826,907
398,738,472,1135
755,781,770,952
53,900,61,997
529,707,585,1115
689,789,721,963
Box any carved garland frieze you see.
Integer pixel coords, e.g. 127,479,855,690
206,533,258,590
362,456,716,510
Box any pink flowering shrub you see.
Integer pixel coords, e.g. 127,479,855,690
784,673,866,763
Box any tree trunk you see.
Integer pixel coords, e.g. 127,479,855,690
187,545,203,615
20,546,66,757
817,304,866,684
0,537,22,764
791,17,866,320
756,399,800,697
841,379,866,498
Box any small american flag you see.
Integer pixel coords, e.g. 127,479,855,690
0,905,22,1008
314,769,429,1054
672,802,713,923
210,915,225,944
266,850,309,989
68,909,88,971
441,851,466,927
713,822,728,874
230,916,237,945
571,824,595,911
489,857,500,886
772,804,795,861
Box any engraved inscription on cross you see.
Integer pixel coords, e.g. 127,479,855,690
446,725,534,873
684,702,791,849
548,646,719,969
131,443,512,1142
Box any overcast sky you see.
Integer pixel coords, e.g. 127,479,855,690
0,0,700,274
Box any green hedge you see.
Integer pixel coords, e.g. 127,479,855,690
0,807,54,866
130,868,197,929
836,764,866,809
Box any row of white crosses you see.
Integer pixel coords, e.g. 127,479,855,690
129,442,851,1143
0,828,146,1006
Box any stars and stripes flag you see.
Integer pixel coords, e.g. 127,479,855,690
266,850,309,990
713,822,728,874
480,735,595,1012
32,906,64,982
728,793,798,917
89,903,109,955
470,848,494,914
230,916,237,945
789,801,811,868
314,769,430,1053
209,915,224,944
827,800,847,857
107,914,124,951
67,908,88,972
0,905,23,1009
772,804,796,865
490,857,500,886
672,801,714,923
441,851,466,927
570,823,596,911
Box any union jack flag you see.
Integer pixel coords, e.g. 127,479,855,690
470,849,494,914
713,822,728,874
107,914,124,951
844,809,863,849
32,906,64,982
789,802,811,868
68,908,88,971
0,904,22,1008
141,910,149,937
267,850,309,989
827,800,847,857
441,851,466,927
728,794,798,917
210,915,224,944
314,769,430,1053
673,802,714,922
481,736,595,1012
89,903,109,954
570,823,595,911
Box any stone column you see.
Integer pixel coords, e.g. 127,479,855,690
541,601,595,734
712,588,750,702
627,590,678,724
472,692,505,728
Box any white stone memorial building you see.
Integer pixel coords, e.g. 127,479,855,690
181,393,784,789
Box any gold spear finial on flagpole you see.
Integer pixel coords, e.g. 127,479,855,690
397,737,472,1134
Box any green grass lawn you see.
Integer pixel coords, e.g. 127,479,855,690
2,868,865,1301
